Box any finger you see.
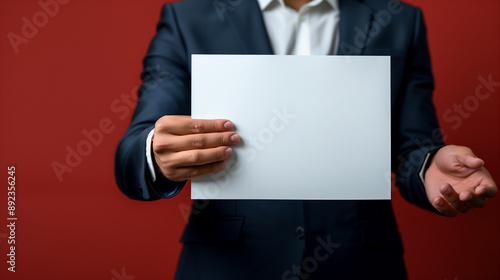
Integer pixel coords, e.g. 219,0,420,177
156,116,233,135
169,146,233,168
165,132,240,152
475,185,498,198
439,184,471,213
460,190,487,208
165,161,227,181
432,196,458,217
464,155,484,170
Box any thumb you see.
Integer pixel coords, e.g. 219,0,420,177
464,155,484,170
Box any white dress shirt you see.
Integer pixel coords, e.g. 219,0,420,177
258,0,340,55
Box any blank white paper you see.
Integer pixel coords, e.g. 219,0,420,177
191,55,391,200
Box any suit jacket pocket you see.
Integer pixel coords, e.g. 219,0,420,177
180,216,244,245
360,220,404,253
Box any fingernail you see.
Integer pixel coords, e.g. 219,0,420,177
230,134,240,143
442,186,451,195
224,121,232,129
225,148,233,157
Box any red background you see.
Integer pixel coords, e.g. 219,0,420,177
0,0,499,279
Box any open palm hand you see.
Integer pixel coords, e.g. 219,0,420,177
424,145,497,216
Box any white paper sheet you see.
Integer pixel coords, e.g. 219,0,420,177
191,55,391,200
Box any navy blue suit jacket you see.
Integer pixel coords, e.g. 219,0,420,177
115,0,444,279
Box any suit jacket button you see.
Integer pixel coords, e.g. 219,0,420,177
295,226,305,239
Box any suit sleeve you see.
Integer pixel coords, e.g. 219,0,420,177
114,4,190,200
392,8,444,213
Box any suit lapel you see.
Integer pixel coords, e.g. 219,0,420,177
224,0,274,54
337,0,375,55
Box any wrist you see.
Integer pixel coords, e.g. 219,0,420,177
419,147,442,185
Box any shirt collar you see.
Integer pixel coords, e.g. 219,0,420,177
257,0,274,10
257,0,339,11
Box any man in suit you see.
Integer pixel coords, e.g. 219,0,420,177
115,0,497,279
